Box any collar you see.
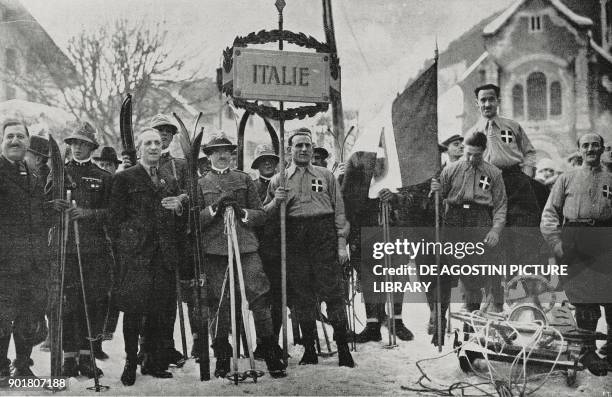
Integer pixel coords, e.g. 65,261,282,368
72,156,92,166
211,164,230,175
139,161,160,176
162,148,171,154
259,175,272,182
287,163,315,178
479,115,500,129
581,164,602,173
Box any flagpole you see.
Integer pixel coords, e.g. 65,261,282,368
275,0,289,366
434,42,443,353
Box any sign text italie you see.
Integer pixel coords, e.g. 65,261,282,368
232,48,331,103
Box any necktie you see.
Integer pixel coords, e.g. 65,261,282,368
16,161,27,176
297,167,309,202
150,166,160,187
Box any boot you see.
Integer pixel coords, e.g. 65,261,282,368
93,340,109,361
337,342,355,368
353,322,382,343
162,347,185,368
580,349,608,376
212,338,232,378
0,359,10,388
394,320,414,341
61,357,79,378
11,358,36,378
120,359,137,386
299,344,318,365
261,337,287,378
78,354,103,379
141,352,172,378
599,341,608,356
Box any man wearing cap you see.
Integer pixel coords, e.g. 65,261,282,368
109,128,185,385
93,147,122,175
266,130,355,367
250,144,283,357
149,113,189,369
46,122,113,378
0,120,50,382
431,132,507,314
312,146,329,168
24,135,50,181
198,135,286,378
440,134,464,165
541,133,612,376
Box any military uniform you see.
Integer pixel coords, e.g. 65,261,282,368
438,157,507,309
198,167,277,371
266,163,350,350
540,165,612,365
0,155,49,374
47,158,113,372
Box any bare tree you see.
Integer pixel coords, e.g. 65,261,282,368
5,19,186,147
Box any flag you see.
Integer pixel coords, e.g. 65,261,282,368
391,59,440,186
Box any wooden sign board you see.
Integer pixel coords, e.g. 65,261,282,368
232,48,331,103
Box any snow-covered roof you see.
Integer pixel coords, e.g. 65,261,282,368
590,39,612,66
459,51,489,82
483,0,593,36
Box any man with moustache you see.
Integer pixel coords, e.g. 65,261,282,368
440,134,464,165
197,135,286,378
0,120,50,382
45,123,113,378
24,135,50,181
541,133,612,376
266,130,355,367
109,128,185,385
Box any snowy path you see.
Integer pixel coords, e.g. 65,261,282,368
5,301,611,396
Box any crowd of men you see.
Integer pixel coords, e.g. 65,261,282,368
0,82,611,389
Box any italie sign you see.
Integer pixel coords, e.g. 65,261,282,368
232,48,331,103
220,29,341,121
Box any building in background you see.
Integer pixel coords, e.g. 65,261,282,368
434,0,612,163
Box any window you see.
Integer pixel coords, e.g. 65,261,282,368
6,48,17,72
512,84,524,118
527,72,547,120
550,81,562,116
529,15,542,32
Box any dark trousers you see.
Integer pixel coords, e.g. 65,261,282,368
260,251,283,340
287,215,348,344
205,253,273,341
574,304,612,354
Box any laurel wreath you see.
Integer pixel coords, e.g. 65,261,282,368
221,29,339,121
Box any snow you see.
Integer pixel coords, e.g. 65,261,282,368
5,298,610,396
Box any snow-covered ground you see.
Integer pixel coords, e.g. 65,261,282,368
5,299,611,396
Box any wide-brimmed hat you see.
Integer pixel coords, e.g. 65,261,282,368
441,134,463,148
251,143,279,169
313,146,329,159
94,146,122,164
27,135,49,158
64,122,99,150
150,113,178,134
201,135,237,155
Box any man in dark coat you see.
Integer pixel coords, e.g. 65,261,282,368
0,120,50,382
24,135,50,181
110,128,185,386
46,122,113,378
149,113,189,368
342,146,414,343
250,144,283,358
198,136,286,378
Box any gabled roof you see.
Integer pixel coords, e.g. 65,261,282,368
483,0,593,36
459,51,489,83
